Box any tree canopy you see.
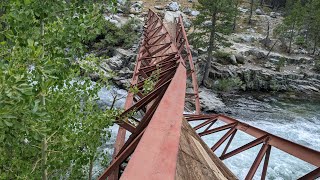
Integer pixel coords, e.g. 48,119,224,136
0,0,119,179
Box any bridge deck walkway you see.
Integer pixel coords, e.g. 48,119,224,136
176,119,237,180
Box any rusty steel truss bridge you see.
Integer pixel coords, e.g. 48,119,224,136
98,10,320,180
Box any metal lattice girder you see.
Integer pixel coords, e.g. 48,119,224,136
101,9,186,180
102,9,320,180
184,114,320,179
175,16,200,114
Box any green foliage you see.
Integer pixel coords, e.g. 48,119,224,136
188,0,237,49
274,0,320,53
276,57,286,72
305,0,320,53
214,51,231,61
295,36,305,46
92,18,140,50
0,0,118,179
122,0,132,15
142,70,159,95
213,77,244,92
129,68,160,95
274,1,305,52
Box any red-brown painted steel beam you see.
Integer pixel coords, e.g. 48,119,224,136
185,114,320,179
109,38,144,180
99,129,145,180
246,142,270,180
120,61,186,180
105,9,188,180
261,145,271,180
298,167,320,180
193,117,217,130
176,16,200,114
216,114,320,167
220,135,269,160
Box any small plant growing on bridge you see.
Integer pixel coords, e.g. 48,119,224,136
142,70,160,95
129,68,160,95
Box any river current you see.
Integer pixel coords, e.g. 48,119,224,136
194,92,320,179
99,88,320,180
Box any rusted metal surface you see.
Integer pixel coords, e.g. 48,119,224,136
101,9,320,180
99,9,186,180
175,16,200,114
184,114,320,179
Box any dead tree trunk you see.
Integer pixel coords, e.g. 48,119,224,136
248,0,254,24
264,20,270,47
266,40,279,58
288,21,296,54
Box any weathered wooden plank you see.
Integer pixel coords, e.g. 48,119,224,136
175,119,238,180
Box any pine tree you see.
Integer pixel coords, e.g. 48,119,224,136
189,0,237,86
274,0,306,54
305,0,320,55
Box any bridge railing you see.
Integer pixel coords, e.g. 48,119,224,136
184,114,320,179
175,16,200,114
101,9,320,180
99,9,186,180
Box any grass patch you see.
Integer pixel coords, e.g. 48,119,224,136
213,77,244,92
214,50,231,64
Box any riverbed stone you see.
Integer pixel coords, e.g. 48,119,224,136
199,88,227,113
270,12,277,18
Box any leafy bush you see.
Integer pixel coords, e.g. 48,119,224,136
213,77,244,92
214,50,230,61
276,57,286,72
92,18,140,51
0,1,119,179
295,36,305,46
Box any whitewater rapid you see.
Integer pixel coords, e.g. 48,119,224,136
99,87,320,179
192,94,320,179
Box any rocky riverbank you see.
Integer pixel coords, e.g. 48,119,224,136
92,0,320,109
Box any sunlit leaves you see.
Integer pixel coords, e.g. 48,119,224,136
0,0,117,179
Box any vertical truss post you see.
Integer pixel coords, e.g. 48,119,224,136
176,16,200,114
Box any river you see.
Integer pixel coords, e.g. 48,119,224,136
99,88,320,179
197,92,320,179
